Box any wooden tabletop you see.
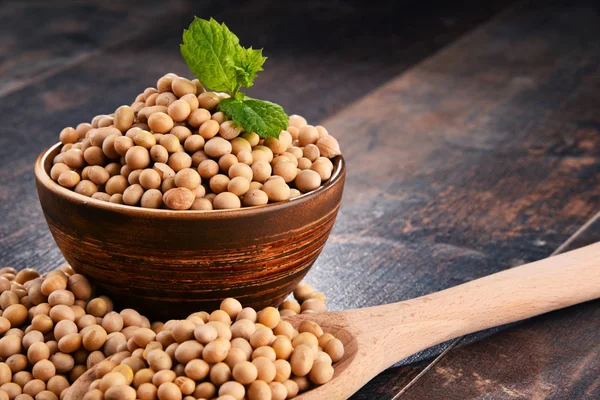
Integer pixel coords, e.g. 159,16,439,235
1,0,599,398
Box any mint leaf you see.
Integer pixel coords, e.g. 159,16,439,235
180,17,239,93
181,18,287,135
218,97,288,139
232,47,267,88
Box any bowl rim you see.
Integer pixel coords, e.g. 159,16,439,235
35,142,345,220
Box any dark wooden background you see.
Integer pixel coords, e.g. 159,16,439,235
1,0,599,398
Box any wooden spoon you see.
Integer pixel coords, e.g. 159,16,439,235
65,242,600,400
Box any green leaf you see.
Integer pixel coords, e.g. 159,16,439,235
180,17,239,93
232,46,267,88
218,97,288,139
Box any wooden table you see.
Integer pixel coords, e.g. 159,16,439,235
1,0,598,398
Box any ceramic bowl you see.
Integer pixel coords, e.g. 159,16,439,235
35,143,345,319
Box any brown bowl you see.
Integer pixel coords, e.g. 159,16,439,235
34,143,345,319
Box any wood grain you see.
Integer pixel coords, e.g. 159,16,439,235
399,213,600,400
311,0,600,397
0,0,191,97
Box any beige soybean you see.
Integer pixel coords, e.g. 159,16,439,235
190,197,213,210
311,158,333,181
209,174,230,194
299,320,323,338
152,369,177,386
209,362,231,386
168,152,192,172
272,160,297,185
253,356,276,382
218,154,238,173
3,304,27,326
63,149,86,169
148,145,169,165
22,330,44,349
251,146,273,164
180,93,199,110
316,135,342,158
172,77,196,97
163,188,195,210
197,92,221,111
262,177,290,202
198,159,219,179
243,189,268,207
183,359,209,381
271,336,293,360
31,359,55,382
194,324,218,345
252,346,276,362
174,168,201,190
290,344,314,377
125,146,151,170
227,177,250,197
7,354,28,373
250,161,271,183
219,121,241,140
57,171,80,188
301,298,327,313
202,338,229,364
114,136,134,157
236,149,253,165
230,137,251,155
250,327,274,349
298,125,319,146
188,108,211,128
231,361,257,384
309,360,334,385
183,135,204,153
139,169,162,190
59,127,78,144
324,338,344,362
303,144,320,162
148,112,174,134
168,100,192,122
295,170,322,193
114,106,134,132
133,130,156,149
156,92,177,107
50,164,71,181
247,380,271,400
204,137,232,158
157,75,176,93
105,384,136,400
141,189,163,209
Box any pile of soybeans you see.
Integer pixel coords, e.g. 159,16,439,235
49,73,342,210
0,266,341,400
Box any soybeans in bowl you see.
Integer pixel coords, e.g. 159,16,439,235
49,73,341,211
35,74,345,318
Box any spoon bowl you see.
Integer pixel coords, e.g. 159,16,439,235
64,242,600,399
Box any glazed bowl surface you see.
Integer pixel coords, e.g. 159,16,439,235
34,143,345,319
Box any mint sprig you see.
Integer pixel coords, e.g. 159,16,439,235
180,18,240,94
181,17,287,138
218,97,288,139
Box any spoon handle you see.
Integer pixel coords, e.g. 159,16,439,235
374,241,600,365
292,243,600,400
